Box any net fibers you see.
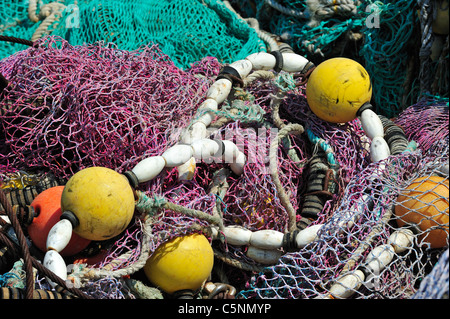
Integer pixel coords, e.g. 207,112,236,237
0,36,221,180
238,97,449,299
0,0,265,69
228,0,449,118
1,36,448,299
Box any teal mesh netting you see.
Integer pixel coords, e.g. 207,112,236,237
228,0,448,118
0,0,266,69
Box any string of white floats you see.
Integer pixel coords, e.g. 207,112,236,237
43,50,392,290
325,228,414,299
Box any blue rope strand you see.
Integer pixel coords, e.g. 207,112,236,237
306,128,338,168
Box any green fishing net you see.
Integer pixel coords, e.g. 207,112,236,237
0,0,266,69
228,0,448,118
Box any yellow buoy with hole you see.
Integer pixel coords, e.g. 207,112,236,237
144,233,214,294
306,57,372,123
395,176,449,248
61,167,135,241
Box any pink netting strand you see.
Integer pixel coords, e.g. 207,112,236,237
0,36,221,179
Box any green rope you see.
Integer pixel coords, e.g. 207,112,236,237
274,72,296,92
306,128,339,169
135,191,223,227
135,192,167,216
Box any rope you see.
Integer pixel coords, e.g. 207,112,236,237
135,191,223,227
265,0,309,20
213,248,265,273
269,122,304,232
0,223,93,299
417,0,436,97
77,218,152,281
306,128,339,169
31,2,67,42
0,189,34,299
0,35,34,47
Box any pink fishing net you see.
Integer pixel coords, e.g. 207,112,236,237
1,36,448,299
0,36,220,179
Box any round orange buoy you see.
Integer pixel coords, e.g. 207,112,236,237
144,233,214,294
28,186,91,256
395,176,449,248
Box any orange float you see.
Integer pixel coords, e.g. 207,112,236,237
395,176,449,248
73,249,110,266
28,186,91,256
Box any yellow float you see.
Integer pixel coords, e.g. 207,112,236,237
61,166,135,241
306,57,372,123
395,176,449,248
144,233,214,294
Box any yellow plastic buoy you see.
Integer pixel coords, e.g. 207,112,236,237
61,167,135,241
395,176,449,248
144,233,214,294
306,57,372,123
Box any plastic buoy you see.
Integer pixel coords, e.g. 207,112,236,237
73,249,110,266
28,186,90,256
306,58,372,123
395,176,449,248
61,167,135,241
144,233,214,294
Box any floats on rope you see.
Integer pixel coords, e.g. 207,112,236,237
43,167,135,287
122,49,410,268
40,44,439,296
127,52,396,191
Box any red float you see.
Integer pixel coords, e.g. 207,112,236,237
28,186,91,256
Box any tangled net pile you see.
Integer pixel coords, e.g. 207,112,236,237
0,0,448,301
0,37,221,179
0,0,265,69
229,0,449,117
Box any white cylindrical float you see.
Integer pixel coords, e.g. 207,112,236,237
388,229,415,254
223,226,252,246
132,156,166,183
360,109,384,140
328,270,365,299
46,219,73,252
193,99,218,126
246,246,282,265
221,140,239,163
249,229,284,250
281,53,309,73
206,79,232,104
370,136,390,162
364,244,395,274
191,138,220,162
181,122,208,144
162,144,194,167
177,157,197,181
229,151,246,175
229,59,253,79
43,250,68,287
245,52,276,71
295,224,322,248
